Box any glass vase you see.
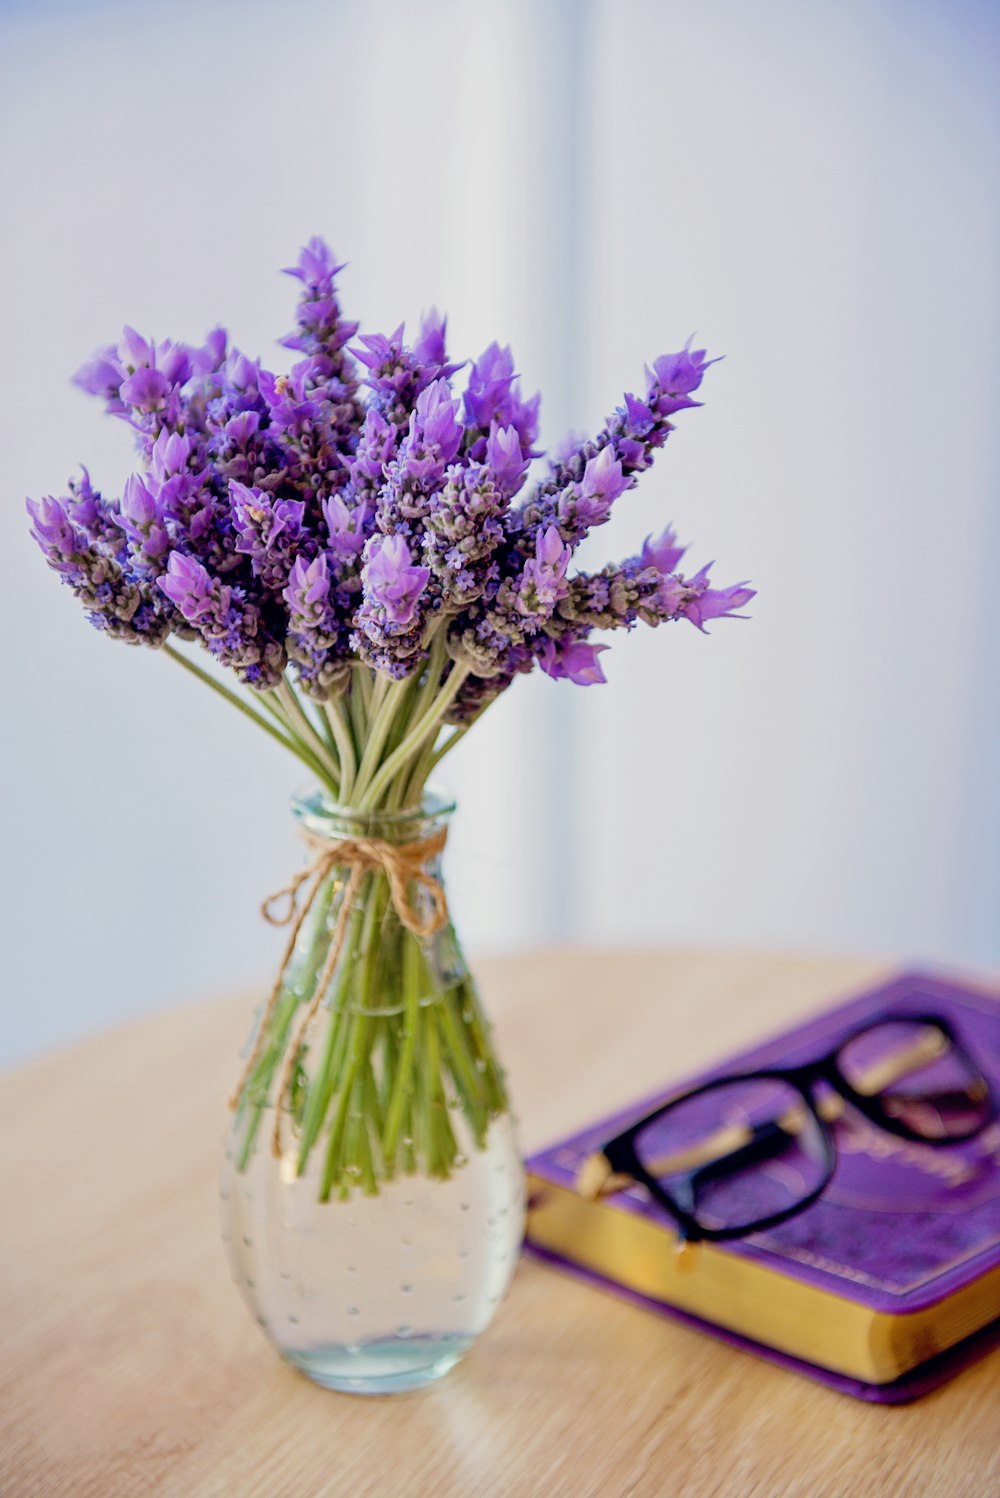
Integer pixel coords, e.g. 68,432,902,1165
220,789,525,1394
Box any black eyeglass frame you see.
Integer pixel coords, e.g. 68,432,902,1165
600,1010,997,1245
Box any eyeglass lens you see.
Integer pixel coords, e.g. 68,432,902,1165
633,1078,830,1234
836,1018,992,1140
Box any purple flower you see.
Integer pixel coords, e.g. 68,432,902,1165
538,638,609,685
353,326,405,377
72,347,124,403
352,326,413,422
159,551,285,685
556,550,754,637
27,493,169,645
284,553,330,616
64,468,121,548
640,525,687,576
223,410,261,450
157,341,193,387
463,342,540,459
282,236,347,292
117,326,152,369
189,326,228,376
27,495,79,561
158,551,219,623
354,531,433,675
550,445,632,536
463,342,514,430
414,380,462,465
283,553,351,697
647,342,719,415
362,534,429,628
230,480,308,590
373,380,464,540
351,318,460,433
514,525,570,617
413,309,446,368
120,473,171,568
514,340,719,561
150,430,194,483
623,391,655,437
556,557,659,632
205,407,268,488
322,493,368,556
348,405,399,515
255,361,354,492
120,474,159,530
217,349,264,406
390,378,462,490
581,447,629,510
280,237,360,380
485,424,529,497
352,406,396,480
107,329,194,422
412,308,465,384
425,463,506,605
674,565,756,632
119,366,169,412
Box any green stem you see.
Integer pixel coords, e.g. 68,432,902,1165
233,874,339,1169
381,932,421,1167
351,675,411,804
276,680,340,786
348,678,367,768
323,699,357,802
430,723,471,769
293,885,369,1171
164,646,339,794
436,990,490,1127
368,667,390,722
419,1000,456,1178
399,733,439,810
318,1011,368,1203
405,632,448,735
352,661,373,719
359,665,471,811
313,701,339,759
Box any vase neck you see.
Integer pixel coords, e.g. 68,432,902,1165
291,786,456,847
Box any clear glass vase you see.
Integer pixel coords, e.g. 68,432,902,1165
220,789,525,1394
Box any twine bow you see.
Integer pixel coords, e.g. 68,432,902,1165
230,824,450,1157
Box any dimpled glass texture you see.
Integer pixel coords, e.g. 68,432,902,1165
221,1110,524,1393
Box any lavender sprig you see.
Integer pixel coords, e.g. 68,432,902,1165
28,494,171,645
159,552,286,688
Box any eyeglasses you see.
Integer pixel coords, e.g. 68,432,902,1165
584,1012,996,1244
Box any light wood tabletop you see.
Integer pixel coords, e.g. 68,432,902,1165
1,950,997,1498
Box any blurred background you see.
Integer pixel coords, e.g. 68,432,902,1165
2,0,998,1068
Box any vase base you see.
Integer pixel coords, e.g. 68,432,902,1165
284,1334,474,1394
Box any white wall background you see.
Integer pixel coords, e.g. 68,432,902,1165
2,0,997,1069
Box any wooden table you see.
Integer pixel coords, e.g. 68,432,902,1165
2,951,997,1497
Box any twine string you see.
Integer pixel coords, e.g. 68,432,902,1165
229,825,449,1158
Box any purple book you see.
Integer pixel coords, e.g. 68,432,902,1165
524,971,1000,1402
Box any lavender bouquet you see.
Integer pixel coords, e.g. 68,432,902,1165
27,238,751,1390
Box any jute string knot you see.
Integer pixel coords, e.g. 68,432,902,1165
230,824,449,1157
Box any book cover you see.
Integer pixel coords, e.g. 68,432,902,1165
525,971,1000,1402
